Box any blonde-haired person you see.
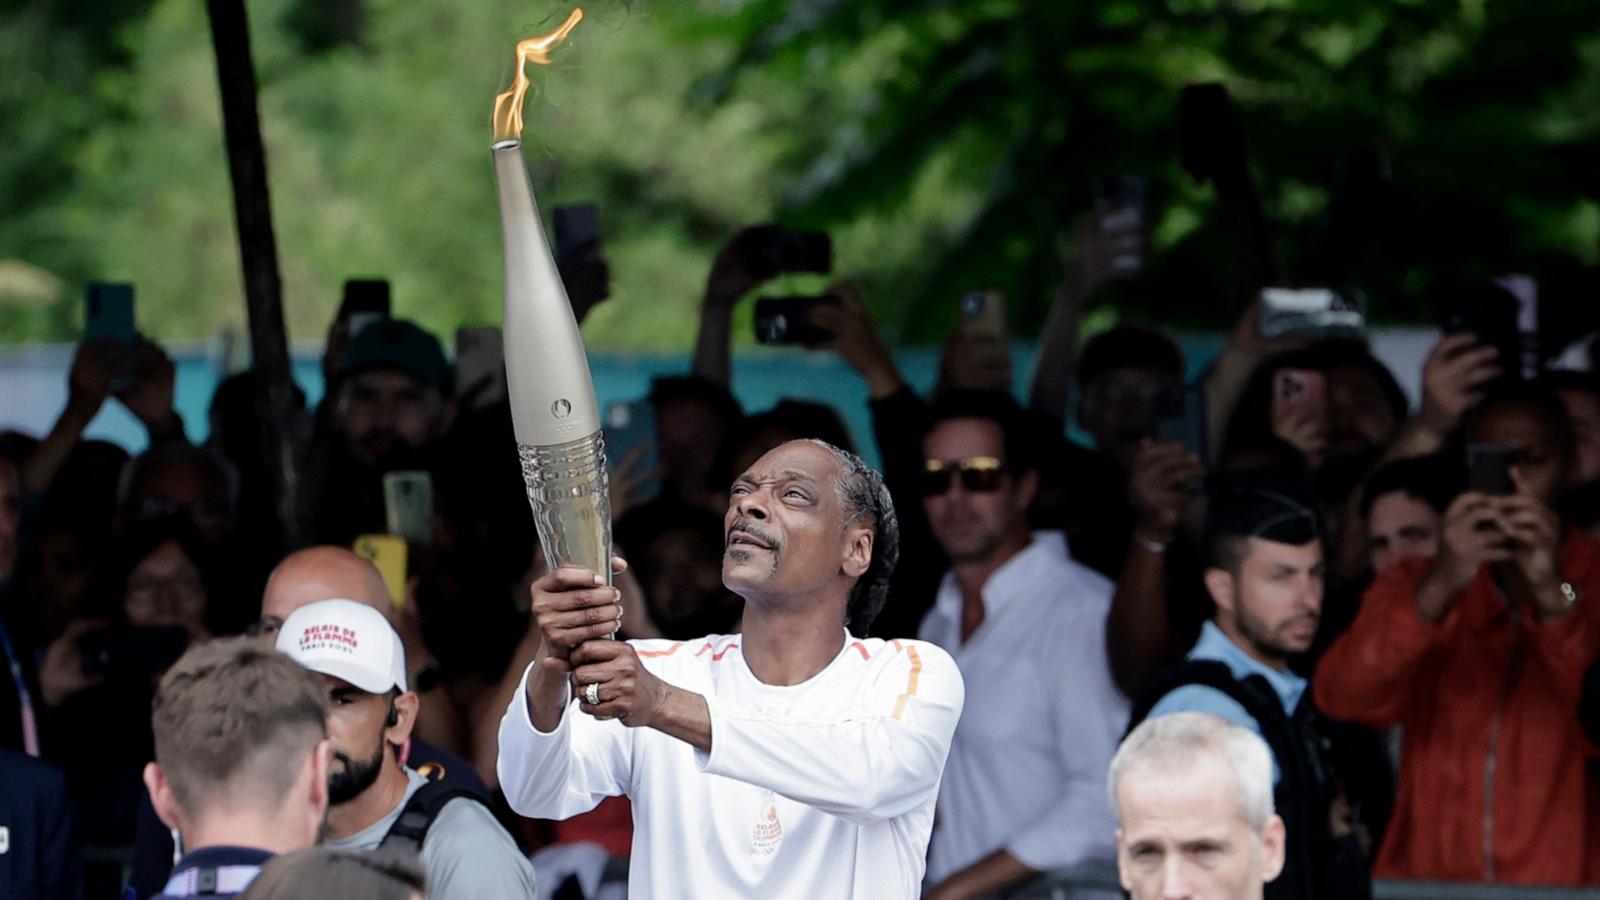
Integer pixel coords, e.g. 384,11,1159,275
144,638,331,899
1109,712,1286,900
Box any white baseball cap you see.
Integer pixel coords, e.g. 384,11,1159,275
275,598,407,694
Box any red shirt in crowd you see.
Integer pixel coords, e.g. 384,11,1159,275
1314,530,1600,885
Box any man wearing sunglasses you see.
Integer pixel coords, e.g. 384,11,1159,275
918,390,1128,900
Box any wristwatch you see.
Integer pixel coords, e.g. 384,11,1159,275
1558,581,1580,612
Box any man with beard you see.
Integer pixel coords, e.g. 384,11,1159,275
276,599,536,899
310,318,454,544
127,547,487,900
913,391,1128,900
497,439,964,898
1128,471,1370,899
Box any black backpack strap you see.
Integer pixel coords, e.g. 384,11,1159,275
379,781,486,856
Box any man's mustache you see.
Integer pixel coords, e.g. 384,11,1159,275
726,520,780,551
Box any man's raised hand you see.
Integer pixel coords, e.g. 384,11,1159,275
531,558,629,673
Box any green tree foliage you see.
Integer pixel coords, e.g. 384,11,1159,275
3,0,1599,348
711,0,1600,339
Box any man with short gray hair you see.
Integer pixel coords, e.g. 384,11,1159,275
1109,712,1286,900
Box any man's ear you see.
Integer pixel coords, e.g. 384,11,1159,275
309,738,332,817
1203,567,1237,615
842,520,874,579
387,691,420,747
144,762,185,833
1016,468,1040,510
1259,814,1287,882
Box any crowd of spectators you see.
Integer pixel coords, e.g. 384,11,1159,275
4,104,1600,900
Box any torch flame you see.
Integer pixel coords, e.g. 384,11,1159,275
492,8,584,144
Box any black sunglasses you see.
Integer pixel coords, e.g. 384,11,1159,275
920,456,1009,496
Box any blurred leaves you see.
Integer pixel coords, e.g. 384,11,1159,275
2,0,1600,348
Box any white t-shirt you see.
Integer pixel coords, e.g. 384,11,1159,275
323,768,539,900
497,632,964,899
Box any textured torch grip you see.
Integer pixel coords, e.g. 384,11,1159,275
519,430,613,585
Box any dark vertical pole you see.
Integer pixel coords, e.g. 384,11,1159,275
206,0,306,548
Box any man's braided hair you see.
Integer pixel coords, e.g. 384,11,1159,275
804,439,898,634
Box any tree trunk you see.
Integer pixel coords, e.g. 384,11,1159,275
206,0,306,550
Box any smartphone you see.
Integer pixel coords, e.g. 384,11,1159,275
85,282,138,388
749,228,832,277
754,296,838,345
1494,274,1540,380
454,326,507,410
959,291,1007,338
353,534,409,610
1466,443,1517,496
80,626,188,678
1179,83,1240,183
1155,384,1208,464
1441,282,1520,384
84,282,137,345
382,470,434,545
1092,176,1146,276
554,204,602,260
603,400,661,503
340,279,391,339
1258,287,1366,341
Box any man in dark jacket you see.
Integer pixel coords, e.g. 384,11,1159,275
0,747,81,900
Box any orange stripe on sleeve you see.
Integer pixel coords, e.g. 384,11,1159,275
637,643,684,658
891,645,923,721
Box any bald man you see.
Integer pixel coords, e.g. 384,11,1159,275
128,547,490,900
258,546,395,635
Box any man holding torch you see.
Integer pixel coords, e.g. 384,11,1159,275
489,13,960,896
496,438,965,898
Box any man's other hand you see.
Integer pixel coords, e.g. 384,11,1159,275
571,639,670,727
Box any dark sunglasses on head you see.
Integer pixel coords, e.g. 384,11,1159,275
920,456,1009,495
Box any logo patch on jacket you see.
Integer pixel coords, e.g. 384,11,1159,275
751,796,782,856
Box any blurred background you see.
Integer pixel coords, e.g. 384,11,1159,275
7,0,1600,348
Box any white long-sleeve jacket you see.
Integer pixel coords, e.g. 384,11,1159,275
497,632,964,899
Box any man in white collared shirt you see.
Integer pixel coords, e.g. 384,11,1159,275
916,390,1129,899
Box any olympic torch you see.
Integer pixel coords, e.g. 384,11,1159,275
491,9,611,583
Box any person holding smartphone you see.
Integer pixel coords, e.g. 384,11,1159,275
1316,381,1600,885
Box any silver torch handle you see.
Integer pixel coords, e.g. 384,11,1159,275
518,434,612,582
494,139,613,585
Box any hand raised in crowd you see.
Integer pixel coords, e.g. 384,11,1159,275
608,444,660,524
1061,206,1143,294
1417,333,1500,436
1270,377,1328,469
702,226,783,309
115,337,181,434
938,328,1011,394
66,339,117,421
1417,490,1515,622
37,618,108,708
531,559,629,670
1129,438,1204,544
810,282,903,398
569,639,671,726
1494,468,1568,619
